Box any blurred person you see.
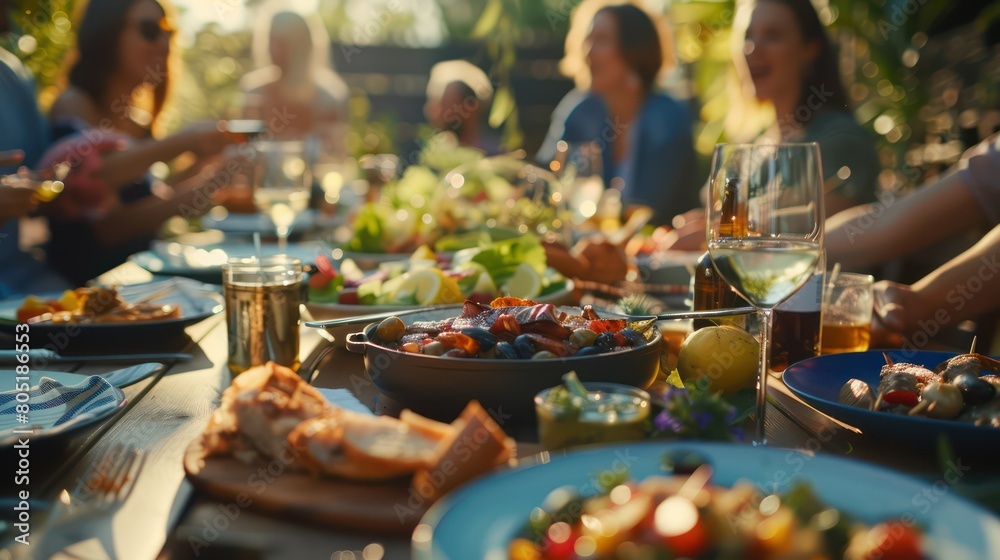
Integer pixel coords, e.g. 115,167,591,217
44,0,234,285
736,0,880,216
423,60,498,154
827,134,998,271
0,10,71,296
537,0,699,227
241,10,348,155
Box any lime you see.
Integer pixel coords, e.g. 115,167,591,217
502,262,542,299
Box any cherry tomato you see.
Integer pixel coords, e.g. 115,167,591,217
308,272,333,290
863,521,923,560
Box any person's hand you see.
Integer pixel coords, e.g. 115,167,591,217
181,122,232,158
871,280,917,348
542,236,628,284
0,186,39,222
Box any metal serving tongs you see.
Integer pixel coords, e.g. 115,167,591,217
304,305,758,330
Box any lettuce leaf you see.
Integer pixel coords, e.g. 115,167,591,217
470,235,546,286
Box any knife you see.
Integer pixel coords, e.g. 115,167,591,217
0,349,192,364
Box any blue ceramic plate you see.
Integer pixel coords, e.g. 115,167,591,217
783,350,1000,451
414,441,1000,559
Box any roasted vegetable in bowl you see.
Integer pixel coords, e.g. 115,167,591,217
368,298,656,360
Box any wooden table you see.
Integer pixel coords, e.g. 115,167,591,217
3,267,999,560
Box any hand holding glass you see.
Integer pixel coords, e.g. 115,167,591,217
706,143,825,444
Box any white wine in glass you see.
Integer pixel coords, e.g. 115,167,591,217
706,143,824,445
252,140,311,250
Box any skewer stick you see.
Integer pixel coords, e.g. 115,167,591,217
970,336,978,354
882,352,894,367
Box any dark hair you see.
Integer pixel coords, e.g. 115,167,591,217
68,0,170,126
596,4,663,92
760,0,850,124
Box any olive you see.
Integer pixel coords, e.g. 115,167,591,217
443,348,472,358
619,328,646,347
569,329,598,348
594,332,618,351
532,350,558,360
375,316,406,342
953,373,996,405
422,341,446,356
514,334,536,359
494,341,519,359
575,346,608,357
461,327,498,351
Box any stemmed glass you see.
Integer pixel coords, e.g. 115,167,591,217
252,140,311,251
551,140,605,226
706,143,824,445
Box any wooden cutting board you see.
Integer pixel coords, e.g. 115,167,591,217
183,439,430,535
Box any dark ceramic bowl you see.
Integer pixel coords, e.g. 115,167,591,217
345,308,661,422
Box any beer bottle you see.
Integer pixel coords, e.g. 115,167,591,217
691,177,750,329
770,251,826,372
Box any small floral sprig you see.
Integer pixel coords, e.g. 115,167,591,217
650,384,746,442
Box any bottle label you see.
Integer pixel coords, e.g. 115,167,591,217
778,271,824,312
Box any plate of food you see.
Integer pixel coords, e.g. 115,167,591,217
783,350,1000,452
184,362,514,534
0,278,223,348
129,241,329,283
341,300,661,421
306,236,575,328
413,441,1000,559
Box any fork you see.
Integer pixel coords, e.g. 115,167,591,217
46,443,145,525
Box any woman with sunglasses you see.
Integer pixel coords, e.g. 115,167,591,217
41,0,234,284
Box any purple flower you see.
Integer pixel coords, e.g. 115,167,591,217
729,427,746,442
655,410,684,433
724,407,737,425
692,412,714,431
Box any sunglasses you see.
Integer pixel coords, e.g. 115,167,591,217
136,18,174,42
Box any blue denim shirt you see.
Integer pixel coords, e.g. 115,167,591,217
539,90,700,225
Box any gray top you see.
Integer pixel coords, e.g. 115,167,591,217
800,111,881,206
957,134,1000,227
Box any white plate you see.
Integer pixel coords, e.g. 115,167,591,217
415,441,1000,559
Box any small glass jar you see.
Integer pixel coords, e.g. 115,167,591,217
535,382,650,451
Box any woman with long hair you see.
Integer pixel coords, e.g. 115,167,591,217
538,0,699,227
43,0,233,284
736,0,880,216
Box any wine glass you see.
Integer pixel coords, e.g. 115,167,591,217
252,140,311,251
551,140,606,227
706,143,824,445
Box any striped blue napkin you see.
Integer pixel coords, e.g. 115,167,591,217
0,376,125,443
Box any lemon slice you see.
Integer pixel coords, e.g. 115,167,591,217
502,262,541,299
410,244,436,262
397,269,465,306
471,272,497,295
